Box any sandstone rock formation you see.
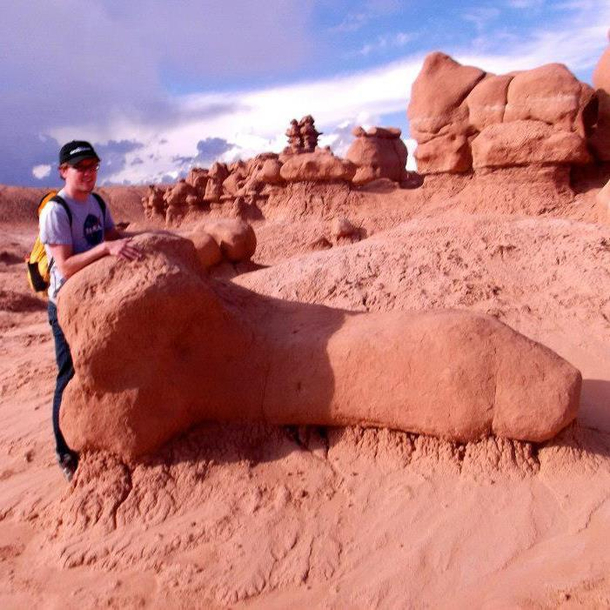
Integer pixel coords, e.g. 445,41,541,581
181,218,257,267
201,218,257,262
141,184,166,219
57,233,581,461
187,229,223,268
163,179,199,223
203,162,229,203
280,150,356,182
185,167,209,198
471,120,590,169
346,126,410,186
282,115,322,155
222,161,249,197
299,115,322,153
249,155,284,186
285,119,302,154
408,52,597,173
589,31,610,161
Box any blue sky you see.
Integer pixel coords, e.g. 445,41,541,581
1,0,608,186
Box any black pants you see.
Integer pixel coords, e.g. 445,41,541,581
48,302,75,456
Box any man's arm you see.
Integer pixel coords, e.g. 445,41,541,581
49,237,141,279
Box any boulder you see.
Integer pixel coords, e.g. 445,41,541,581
346,126,409,185
57,233,581,460
472,120,591,169
189,229,223,268
280,150,356,182
203,218,257,262
331,216,357,239
504,63,592,133
414,133,472,174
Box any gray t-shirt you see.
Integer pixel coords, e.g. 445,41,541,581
39,189,115,303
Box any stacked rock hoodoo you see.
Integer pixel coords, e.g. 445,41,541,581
408,52,598,174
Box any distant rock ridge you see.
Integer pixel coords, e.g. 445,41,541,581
140,115,418,225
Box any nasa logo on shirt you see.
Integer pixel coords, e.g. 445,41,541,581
84,214,103,246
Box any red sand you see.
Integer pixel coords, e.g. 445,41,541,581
1,174,609,609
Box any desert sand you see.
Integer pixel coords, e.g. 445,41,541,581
1,49,610,609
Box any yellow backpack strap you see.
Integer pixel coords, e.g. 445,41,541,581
37,190,58,217
38,192,73,226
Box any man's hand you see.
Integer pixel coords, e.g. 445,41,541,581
105,237,142,261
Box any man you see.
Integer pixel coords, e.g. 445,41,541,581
40,140,141,481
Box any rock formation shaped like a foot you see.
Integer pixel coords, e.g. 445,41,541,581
57,233,581,461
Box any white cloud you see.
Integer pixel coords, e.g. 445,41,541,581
32,164,51,180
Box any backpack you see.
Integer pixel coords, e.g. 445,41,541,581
26,190,106,294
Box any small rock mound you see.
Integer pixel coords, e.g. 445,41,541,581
346,126,410,186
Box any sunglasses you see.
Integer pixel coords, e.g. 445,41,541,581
73,162,100,173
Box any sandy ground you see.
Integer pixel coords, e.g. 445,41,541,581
1,173,610,609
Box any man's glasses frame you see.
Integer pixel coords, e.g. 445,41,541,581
73,162,100,173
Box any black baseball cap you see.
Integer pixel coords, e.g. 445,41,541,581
59,140,100,166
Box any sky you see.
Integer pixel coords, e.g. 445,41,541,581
2,0,609,186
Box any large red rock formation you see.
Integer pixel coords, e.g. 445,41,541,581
408,52,597,173
57,233,580,460
346,126,409,185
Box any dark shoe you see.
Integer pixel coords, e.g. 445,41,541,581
56,450,78,482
